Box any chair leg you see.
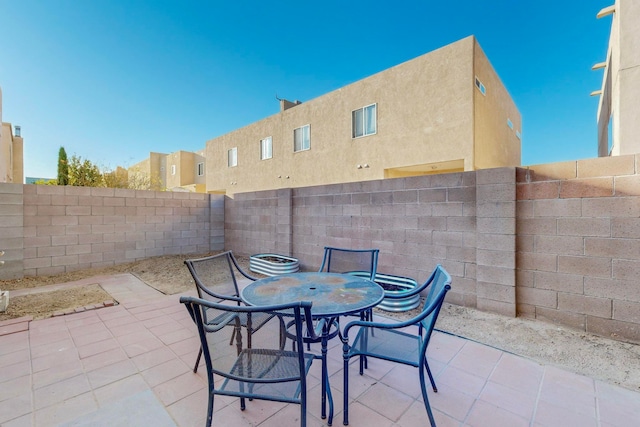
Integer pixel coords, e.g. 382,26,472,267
419,364,437,426
343,355,350,425
424,357,437,392
193,347,203,373
206,387,214,427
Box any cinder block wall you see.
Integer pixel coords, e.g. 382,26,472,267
516,155,640,342
0,184,225,279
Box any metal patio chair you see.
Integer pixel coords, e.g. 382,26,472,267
181,297,321,427
341,265,452,426
184,251,273,373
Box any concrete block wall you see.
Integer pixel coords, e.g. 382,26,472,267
516,154,640,342
0,183,225,280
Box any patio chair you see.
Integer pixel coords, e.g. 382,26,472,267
181,296,321,427
318,246,379,321
341,265,452,426
184,251,273,373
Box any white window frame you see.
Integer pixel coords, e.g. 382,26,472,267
294,125,310,152
352,103,377,138
171,165,176,175
228,147,238,167
260,136,273,160
475,76,486,95
197,162,204,176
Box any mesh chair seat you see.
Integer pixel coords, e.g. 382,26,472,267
351,327,423,367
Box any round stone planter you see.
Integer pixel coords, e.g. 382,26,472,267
249,254,300,277
374,274,421,312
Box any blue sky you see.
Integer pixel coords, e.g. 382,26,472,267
1,1,612,180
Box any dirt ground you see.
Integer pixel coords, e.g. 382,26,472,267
1,253,639,392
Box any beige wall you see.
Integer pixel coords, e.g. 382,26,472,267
206,36,520,196
0,122,24,184
130,150,205,192
597,0,640,156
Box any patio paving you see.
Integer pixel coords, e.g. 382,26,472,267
1,273,639,426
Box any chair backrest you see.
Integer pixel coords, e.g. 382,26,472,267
180,296,314,399
415,265,451,348
318,246,379,281
184,251,256,303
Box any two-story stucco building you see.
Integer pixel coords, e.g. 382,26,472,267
128,149,206,192
205,36,521,196
0,86,24,184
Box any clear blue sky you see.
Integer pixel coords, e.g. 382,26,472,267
0,0,612,180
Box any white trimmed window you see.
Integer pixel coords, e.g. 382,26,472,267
197,162,204,176
294,125,310,152
260,137,273,160
352,104,377,138
228,147,237,167
475,77,486,95
171,165,176,175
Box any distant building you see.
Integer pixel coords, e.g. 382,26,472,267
0,86,24,184
128,149,206,192
205,36,521,196
595,0,640,156
25,177,55,184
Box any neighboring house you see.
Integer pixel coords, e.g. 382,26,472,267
205,36,521,196
0,86,24,184
595,0,640,156
128,149,206,192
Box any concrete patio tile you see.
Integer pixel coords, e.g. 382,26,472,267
260,401,326,427
533,399,598,427
229,398,289,426
0,350,30,368
425,331,465,364
69,328,112,348
448,340,503,378
153,371,206,406
32,360,84,389
428,383,476,421
64,312,103,330
165,387,208,427
397,400,458,427
28,329,71,348
0,359,30,383
102,313,138,329
110,325,154,344
33,392,97,427
596,381,640,427
168,335,201,357
131,346,177,371
67,318,108,338
33,373,91,410
466,399,529,427
539,374,597,418
31,346,79,373
122,335,166,357
379,363,425,399
141,358,191,388
478,380,538,419
0,331,29,356
434,364,487,397
156,327,195,346
86,358,137,389
0,393,32,425
341,401,394,427
0,374,31,402
80,347,128,372
30,337,75,360
76,337,120,359
359,381,414,422
488,351,544,392
1,413,32,427
92,374,149,407
95,305,130,321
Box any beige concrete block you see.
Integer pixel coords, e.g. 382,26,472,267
476,265,514,287
23,257,52,269
518,286,557,308
392,190,418,204
477,217,514,234
613,300,640,324
51,195,79,206
0,237,23,249
532,199,581,217
476,201,515,218
417,188,447,203
66,244,92,255
0,204,24,216
584,277,640,303
64,186,91,196
612,259,640,281
431,172,464,188
577,155,635,178
536,307,586,331
447,186,476,202
477,249,514,268
516,268,534,287
90,187,115,197
476,167,515,185
557,293,611,318
432,202,463,217
23,236,51,248
476,297,515,317
51,235,79,246
517,218,557,235
534,235,583,255
558,255,611,278
446,246,476,263
0,183,24,194
611,218,640,238
36,225,67,237
79,216,104,225
516,235,534,253
517,303,536,318
24,194,51,205
477,233,515,251
586,316,640,342
36,185,65,196
614,175,640,196
525,161,577,181
477,282,515,303
582,197,640,218
517,252,557,272
447,216,476,232
516,181,560,200
66,206,91,216
432,231,463,247
534,271,583,293
37,205,66,216
585,237,640,258
0,193,23,205
560,177,613,199
37,246,65,257
476,184,515,203
557,218,611,237
51,215,79,226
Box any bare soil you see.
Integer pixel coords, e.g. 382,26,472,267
1,253,639,392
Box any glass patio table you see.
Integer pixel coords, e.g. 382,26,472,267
241,272,384,426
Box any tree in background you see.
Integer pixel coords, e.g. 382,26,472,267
68,155,104,187
57,146,69,185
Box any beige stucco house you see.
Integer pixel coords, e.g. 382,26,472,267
0,87,24,184
595,0,640,156
205,36,521,196
128,149,206,192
